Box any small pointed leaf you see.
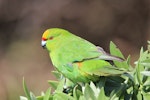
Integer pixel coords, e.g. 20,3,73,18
51,71,62,79
84,84,96,100
53,92,74,100
55,78,65,92
20,96,28,100
110,42,129,69
97,87,109,100
30,92,37,100
23,78,31,100
110,41,125,58
141,71,150,76
43,88,51,100
48,80,59,90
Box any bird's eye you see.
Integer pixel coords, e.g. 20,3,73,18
49,36,53,40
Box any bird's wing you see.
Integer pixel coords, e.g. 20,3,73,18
57,36,101,64
58,36,123,64
73,59,126,76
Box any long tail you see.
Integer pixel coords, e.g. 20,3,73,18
96,46,124,62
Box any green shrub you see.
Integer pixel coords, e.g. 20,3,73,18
20,41,150,100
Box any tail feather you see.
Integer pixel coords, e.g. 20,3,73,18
96,46,124,62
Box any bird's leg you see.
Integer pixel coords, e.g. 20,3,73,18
63,78,67,89
63,78,70,94
63,78,75,94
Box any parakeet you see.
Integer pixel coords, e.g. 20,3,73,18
41,28,126,83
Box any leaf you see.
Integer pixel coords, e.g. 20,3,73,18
90,82,99,97
148,41,150,52
97,87,109,100
139,48,149,61
53,92,74,100
79,96,86,100
23,78,31,100
137,91,142,100
143,77,150,86
134,47,150,85
43,88,51,100
142,92,150,100
110,41,129,69
126,86,133,100
36,96,44,100
48,80,59,90
73,86,78,100
55,78,65,92
110,84,126,100
51,71,62,79
110,41,125,58
141,71,150,76
83,84,96,100
20,96,28,100
135,61,145,85
64,78,74,88
96,77,106,88
141,59,150,68
73,85,82,100
30,92,37,100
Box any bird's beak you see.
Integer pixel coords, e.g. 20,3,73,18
41,40,46,49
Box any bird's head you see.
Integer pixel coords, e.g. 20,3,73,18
41,28,70,51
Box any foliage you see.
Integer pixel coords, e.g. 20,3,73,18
20,41,150,100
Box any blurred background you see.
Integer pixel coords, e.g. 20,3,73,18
0,0,150,99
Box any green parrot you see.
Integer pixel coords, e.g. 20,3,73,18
41,28,126,83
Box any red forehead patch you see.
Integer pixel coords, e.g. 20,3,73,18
42,38,47,41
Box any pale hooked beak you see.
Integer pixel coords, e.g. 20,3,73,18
41,40,46,48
